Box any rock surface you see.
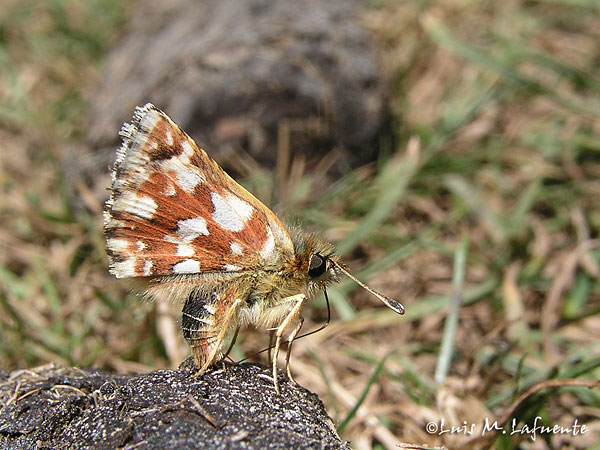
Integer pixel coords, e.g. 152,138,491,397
0,360,348,449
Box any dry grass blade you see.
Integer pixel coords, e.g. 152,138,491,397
542,239,599,363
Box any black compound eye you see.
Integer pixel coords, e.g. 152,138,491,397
308,254,327,278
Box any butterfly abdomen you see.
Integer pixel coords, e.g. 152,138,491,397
182,289,221,368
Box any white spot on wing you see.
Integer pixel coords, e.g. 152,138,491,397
176,243,195,257
165,129,173,145
225,193,253,221
230,242,243,255
211,192,241,231
272,223,291,246
176,217,209,241
112,258,137,278
260,226,276,259
163,183,176,196
139,110,161,135
164,235,180,244
223,264,241,272
136,241,146,251
143,260,153,276
163,217,208,256
204,303,216,315
113,192,157,220
159,140,205,193
211,192,254,232
107,239,129,251
173,259,201,274
181,140,195,157
177,170,203,193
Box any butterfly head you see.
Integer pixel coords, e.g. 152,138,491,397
291,233,341,298
294,233,404,315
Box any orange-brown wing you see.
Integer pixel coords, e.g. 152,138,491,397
104,104,294,278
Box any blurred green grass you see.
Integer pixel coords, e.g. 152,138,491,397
1,0,599,448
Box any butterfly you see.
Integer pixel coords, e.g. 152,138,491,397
104,103,404,393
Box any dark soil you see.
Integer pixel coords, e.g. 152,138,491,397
0,360,348,449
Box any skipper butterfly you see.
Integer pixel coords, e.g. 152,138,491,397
104,104,404,392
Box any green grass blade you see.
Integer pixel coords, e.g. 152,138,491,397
337,350,394,435
337,151,419,255
434,237,469,384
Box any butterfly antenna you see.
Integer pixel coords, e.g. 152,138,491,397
331,260,405,315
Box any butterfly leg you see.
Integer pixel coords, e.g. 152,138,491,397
197,298,242,374
223,326,240,361
272,294,306,394
285,315,304,384
267,329,275,364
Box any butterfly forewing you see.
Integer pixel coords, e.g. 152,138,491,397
104,104,294,279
